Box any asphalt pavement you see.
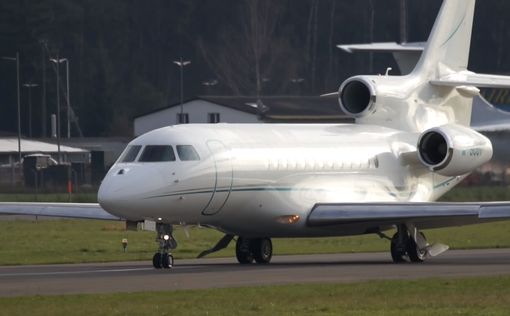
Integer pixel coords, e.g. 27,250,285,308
0,249,509,297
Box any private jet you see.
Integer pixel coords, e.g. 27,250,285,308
2,0,510,269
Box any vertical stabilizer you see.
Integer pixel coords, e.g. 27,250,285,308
413,0,476,77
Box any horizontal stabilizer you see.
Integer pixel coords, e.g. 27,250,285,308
431,73,510,89
338,42,424,74
0,202,120,220
307,202,510,229
337,42,425,53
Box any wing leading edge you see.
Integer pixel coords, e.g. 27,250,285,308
307,202,510,229
0,202,120,220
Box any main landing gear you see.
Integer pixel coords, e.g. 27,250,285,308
236,237,273,264
152,223,176,269
389,224,448,263
197,235,273,264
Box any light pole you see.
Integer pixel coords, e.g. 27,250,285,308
2,53,22,171
173,58,191,123
64,59,70,138
50,56,66,163
23,83,39,138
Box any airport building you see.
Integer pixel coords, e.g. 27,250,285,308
0,137,89,187
133,96,351,136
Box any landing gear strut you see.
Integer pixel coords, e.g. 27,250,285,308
390,224,430,263
152,223,176,269
235,237,273,264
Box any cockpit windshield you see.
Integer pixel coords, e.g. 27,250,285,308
176,145,200,161
119,145,142,163
139,145,176,162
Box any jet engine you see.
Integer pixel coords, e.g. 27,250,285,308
338,76,377,118
417,124,493,177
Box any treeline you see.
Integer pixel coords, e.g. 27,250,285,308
0,0,509,137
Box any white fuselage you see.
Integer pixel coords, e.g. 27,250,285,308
98,123,463,238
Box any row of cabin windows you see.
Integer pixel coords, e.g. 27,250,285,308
176,113,220,124
120,145,200,163
266,157,379,171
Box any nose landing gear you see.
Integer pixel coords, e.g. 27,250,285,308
152,223,177,269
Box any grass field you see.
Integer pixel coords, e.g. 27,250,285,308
1,276,510,315
1,218,510,265
0,193,97,203
1,186,510,265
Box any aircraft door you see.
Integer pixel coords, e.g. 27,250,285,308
202,140,233,215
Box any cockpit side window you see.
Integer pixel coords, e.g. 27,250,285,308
119,145,142,163
176,145,200,161
139,145,176,162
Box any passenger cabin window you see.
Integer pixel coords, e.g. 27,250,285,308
176,145,200,161
139,145,176,162
120,145,142,163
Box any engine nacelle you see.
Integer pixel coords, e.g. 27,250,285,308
417,124,493,177
338,76,377,118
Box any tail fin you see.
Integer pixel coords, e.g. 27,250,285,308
413,0,476,77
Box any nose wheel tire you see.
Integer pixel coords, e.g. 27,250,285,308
152,253,174,269
152,253,162,269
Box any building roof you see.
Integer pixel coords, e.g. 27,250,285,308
134,95,351,122
0,138,89,154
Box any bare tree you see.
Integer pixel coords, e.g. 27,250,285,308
198,0,286,96
326,0,337,89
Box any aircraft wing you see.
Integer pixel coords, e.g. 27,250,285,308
0,202,121,220
307,202,510,229
431,73,510,89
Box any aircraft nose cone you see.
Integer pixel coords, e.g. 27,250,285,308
97,169,134,216
97,177,116,212
97,166,167,219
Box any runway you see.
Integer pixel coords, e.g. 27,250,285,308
0,249,509,297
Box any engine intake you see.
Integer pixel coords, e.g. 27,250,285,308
338,76,376,118
418,131,450,167
417,124,493,177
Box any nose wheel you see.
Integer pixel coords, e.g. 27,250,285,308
153,223,177,269
152,252,174,269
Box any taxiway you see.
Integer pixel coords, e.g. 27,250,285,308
0,249,509,297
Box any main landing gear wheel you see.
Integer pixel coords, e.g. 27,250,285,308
390,226,427,264
390,233,407,263
252,238,273,264
407,233,427,263
235,237,273,264
236,237,254,264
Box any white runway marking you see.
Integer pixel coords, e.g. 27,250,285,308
0,267,154,278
